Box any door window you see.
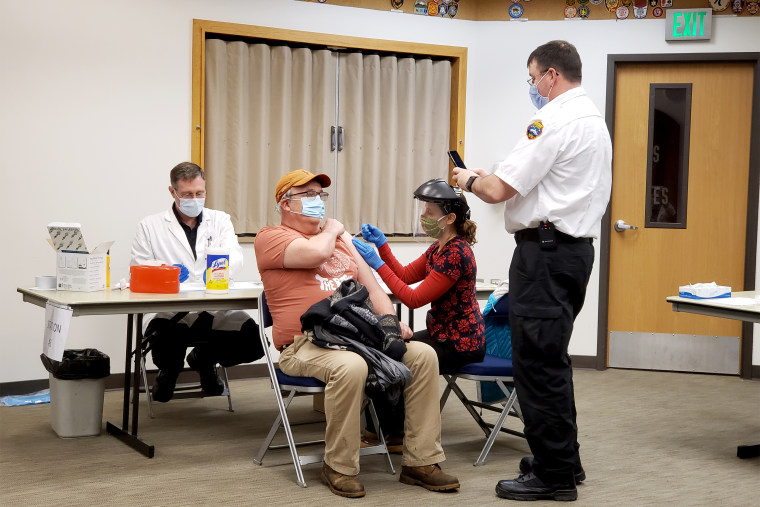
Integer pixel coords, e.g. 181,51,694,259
645,83,692,228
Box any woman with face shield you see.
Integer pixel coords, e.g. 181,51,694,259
352,178,485,449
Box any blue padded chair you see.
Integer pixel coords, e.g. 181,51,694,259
478,292,512,404
439,354,524,466
253,292,395,487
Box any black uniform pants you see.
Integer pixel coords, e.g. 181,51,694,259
509,238,594,486
145,312,263,374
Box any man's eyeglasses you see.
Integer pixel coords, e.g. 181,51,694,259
527,70,550,86
286,190,329,201
175,190,206,199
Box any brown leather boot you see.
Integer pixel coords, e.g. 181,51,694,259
399,464,460,491
320,463,366,498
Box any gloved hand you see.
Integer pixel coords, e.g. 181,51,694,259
361,223,387,247
352,238,385,270
172,263,189,283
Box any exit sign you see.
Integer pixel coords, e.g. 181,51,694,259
666,9,712,41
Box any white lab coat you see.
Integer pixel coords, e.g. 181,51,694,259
130,207,248,332
130,207,243,282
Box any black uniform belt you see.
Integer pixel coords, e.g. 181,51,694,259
514,228,593,245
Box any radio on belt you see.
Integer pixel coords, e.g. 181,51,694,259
538,221,557,251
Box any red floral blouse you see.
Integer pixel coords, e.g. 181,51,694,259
376,236,485,352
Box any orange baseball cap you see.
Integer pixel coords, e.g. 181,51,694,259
275,169,331,202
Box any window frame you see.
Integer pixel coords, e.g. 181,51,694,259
191,19,467,194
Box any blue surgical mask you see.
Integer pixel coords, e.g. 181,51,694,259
298,195,326,219
174,190,204,218
529,85,549,110
529,71,553,110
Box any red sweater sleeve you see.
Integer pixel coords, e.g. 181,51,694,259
377,263,456,309
378,243,427,284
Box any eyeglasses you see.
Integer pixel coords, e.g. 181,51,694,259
526,70,550,86
286,190,329,201
174,190,206,199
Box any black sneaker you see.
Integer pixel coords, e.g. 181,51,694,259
152,370,178,402
519,456,586,484
186,350,224,396
495,472,577,502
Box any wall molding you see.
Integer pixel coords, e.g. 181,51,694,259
5,359,755,397
571,355,598,370
0,363,269,397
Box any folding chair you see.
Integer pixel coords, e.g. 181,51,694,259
253,292,395,487
137,312,233,418
439,354,524,466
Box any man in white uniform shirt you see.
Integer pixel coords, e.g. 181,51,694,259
454,41,611,502
131,162,263,402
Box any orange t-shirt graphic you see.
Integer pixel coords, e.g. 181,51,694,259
255,225,359,349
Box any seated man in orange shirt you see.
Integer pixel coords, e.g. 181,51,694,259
255,170,459,499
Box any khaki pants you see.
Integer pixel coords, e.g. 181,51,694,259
278,335,445,476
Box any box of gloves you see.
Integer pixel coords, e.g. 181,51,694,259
47,222,114,291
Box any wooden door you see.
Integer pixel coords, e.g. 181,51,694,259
607,62,754,374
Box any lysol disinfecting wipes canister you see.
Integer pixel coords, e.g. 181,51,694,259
206,247,229,294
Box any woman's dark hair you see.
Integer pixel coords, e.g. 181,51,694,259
456,216,477,246
444,194,477,246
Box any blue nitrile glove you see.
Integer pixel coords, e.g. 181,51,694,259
352,238,385,270
361,223,387,247
172,263,189,283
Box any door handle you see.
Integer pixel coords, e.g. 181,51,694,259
614,219,638,232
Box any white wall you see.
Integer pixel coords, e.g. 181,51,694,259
1,0,758,383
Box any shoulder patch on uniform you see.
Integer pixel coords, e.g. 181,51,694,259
526,120,544,140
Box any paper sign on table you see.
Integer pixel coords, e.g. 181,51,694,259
42,301,73,361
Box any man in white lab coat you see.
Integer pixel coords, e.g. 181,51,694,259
130,162,263,402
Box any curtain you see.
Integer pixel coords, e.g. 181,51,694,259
204,39,451,236
205,40,334,234
338,53,451,234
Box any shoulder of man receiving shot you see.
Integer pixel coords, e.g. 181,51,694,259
255,170,413,348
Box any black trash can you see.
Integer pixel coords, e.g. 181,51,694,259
41,349,110,437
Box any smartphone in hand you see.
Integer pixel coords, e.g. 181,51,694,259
448,150,466,169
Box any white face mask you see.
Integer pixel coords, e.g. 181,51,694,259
174,189,204,218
